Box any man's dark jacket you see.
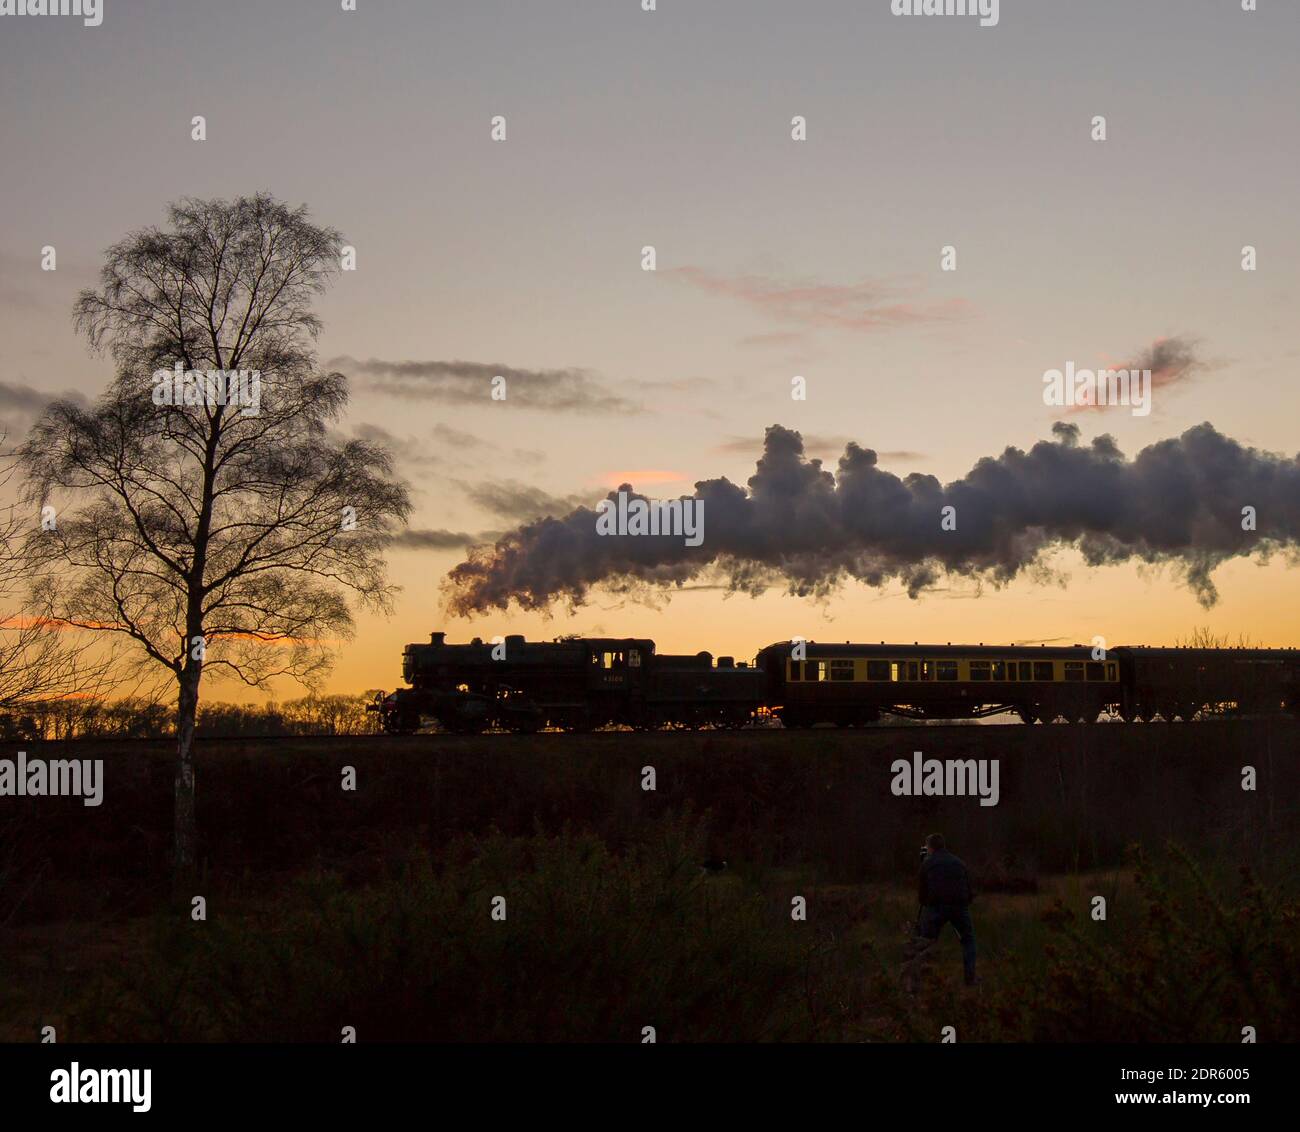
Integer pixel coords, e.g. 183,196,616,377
918,849,973,907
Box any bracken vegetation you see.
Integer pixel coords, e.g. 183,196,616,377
30,816,1298,1043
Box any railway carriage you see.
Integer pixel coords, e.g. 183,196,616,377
758,642,1120,726
1112,646,1300,722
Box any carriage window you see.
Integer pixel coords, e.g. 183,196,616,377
907,662,919,681
866,660,890,681
628,649,641,668
890,662,901,682
936,661,959,682
1106,662,1117,681
1033,661,1054,681
1003,661,1015,681
1064,662,1085,682
1086,662,1104,681
969,661,991,681
831,660,855,682
788,660,802,681
814,660,828,681
921,661,933,681
1020,661,1033,681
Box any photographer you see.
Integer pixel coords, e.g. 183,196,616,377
917,833,978,986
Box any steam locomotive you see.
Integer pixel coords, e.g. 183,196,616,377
368,632,1300,734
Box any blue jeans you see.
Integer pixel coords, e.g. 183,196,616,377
918,904,977,983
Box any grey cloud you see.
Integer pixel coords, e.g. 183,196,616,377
341,423,441,472
461,478,596,524
330,356,640,414
0,380,83,415
392,528,480,550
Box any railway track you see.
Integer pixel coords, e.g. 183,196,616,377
76,715,1300,744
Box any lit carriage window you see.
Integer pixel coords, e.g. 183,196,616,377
831,660,855,682
969,661,991,681
890,662,901,682
936,660,959,682
815,660,828,681
1086,662,1104,681
1019,661,1033,681
922,661,933,681
866,660,890,681
1033,661,1054,681
1064,662,1085,682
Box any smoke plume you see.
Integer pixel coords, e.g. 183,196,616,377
443,422,1300,614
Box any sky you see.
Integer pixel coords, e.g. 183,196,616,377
1,0,1298,698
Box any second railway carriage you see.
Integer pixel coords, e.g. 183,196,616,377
1112,646,1300,722
758,642,1121,726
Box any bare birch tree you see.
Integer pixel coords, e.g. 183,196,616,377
19,193,411,884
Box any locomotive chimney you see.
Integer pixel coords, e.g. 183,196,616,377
430,631,446,645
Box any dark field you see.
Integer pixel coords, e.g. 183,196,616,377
3,721,1298,1042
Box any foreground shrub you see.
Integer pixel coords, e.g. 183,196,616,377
73,814,879,1042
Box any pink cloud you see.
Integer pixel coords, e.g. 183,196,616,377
668,266,973,332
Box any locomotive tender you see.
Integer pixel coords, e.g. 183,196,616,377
369,632,1300,734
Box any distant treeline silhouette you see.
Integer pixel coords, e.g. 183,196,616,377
0,692,383,741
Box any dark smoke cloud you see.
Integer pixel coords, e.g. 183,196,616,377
443,422,1300,614
328,356,639,414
